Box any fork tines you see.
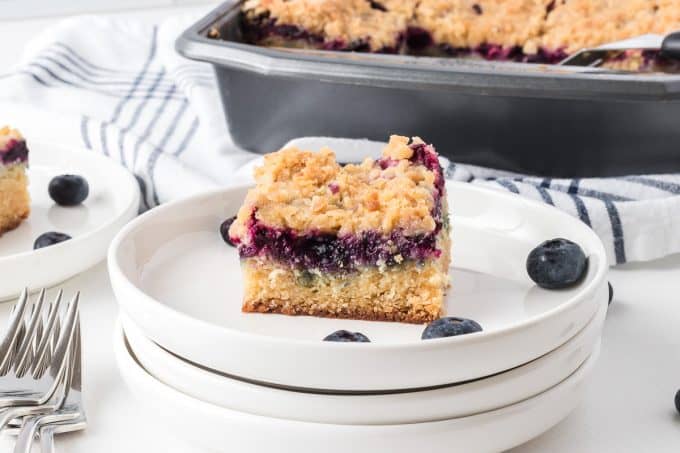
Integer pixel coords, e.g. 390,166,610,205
0,289,78,380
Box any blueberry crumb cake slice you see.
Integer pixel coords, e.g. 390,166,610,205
0,127,30,236
228,135,451,324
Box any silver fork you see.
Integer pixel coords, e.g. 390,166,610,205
12,315,84,453
0,291,79,430
0,289,66,408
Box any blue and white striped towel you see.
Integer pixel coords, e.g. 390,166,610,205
0,14,679,266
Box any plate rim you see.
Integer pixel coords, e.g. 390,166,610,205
109,181,608,351
113,317,600,449
118,298,605,422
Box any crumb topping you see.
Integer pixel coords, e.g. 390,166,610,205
242,0,417,51
541,0,677,53
0,126,23,153
415,0,553,54
230,135,443,239
242,0,680,58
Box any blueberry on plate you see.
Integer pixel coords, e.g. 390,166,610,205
48,174,89,206
220,216,237,247
675,389,680,415
323,330,370,343
34,232,71,249
526,238,588,290
422,317,482,340
608,282,614,305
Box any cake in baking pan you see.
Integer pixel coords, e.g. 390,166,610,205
235,0,680,65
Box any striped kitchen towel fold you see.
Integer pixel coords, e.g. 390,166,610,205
0,14,679,265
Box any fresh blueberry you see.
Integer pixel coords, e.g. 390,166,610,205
608,282,614,305
48,175,89,206
220,216,237,247
675,389,680,415
323,330,370,343
34,232,71,249
526,238,588,289
422,317,482,340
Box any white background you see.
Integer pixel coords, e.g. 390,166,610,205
0,4,680,452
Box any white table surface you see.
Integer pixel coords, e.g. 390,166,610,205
1,6,680,453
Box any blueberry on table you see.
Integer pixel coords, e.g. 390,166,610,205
608,282,614,305
422,317,482,340
34,232,71,249
220,216,237,247
675,390,680,415
323,330,370,343
48,174,89,206
526,238,588,289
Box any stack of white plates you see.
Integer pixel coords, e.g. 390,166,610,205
109,182,609,453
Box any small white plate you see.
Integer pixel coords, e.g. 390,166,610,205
0,142,139,300
109,182,608,391
114,322,599,453
120,298,605,425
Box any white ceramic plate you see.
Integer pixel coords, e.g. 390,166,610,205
0,142,139,300
120,297,605,425
114,322,600,453
109,182,608,391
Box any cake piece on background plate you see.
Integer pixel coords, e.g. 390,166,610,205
0,126,30,236
228,135,451,324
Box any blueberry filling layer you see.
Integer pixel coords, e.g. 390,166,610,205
238,15,570,64
237,222,442,273
405,27,568,64
440,42,568,64
0,140,28,165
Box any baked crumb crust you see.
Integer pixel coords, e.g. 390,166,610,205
240,0,680,60
0,165,30,236
230,135,440,239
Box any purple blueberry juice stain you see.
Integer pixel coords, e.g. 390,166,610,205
406,142,445,230
368,0,387,12
545,0,556,15
406,27,434,51
0,140,28,165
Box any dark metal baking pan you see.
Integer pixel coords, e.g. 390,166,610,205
176,1,680,177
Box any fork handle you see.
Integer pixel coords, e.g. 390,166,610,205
0,406,45,432
0,407,18,432
40,425,56,453
13,416,40,453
